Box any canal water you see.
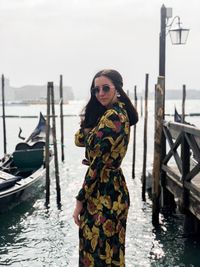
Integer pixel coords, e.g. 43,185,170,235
0,100,200,266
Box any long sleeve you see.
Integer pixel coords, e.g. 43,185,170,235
75,129,85,147
76,108,128,202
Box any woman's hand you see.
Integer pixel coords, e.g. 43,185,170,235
73,200,83,226
84,128,92,135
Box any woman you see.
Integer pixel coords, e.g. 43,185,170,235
73,69,138,266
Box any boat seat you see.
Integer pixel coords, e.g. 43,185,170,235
15,141,45,151
15,143,30,151
31,141,45,149
13,148,44,172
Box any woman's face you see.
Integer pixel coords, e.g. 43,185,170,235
93,76,117,108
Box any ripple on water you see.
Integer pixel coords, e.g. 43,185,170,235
0,142,200,266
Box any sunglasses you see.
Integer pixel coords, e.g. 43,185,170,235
92,85,114,95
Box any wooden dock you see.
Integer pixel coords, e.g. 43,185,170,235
152,76,200,235
162,121,200,221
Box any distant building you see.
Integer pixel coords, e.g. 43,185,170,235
0,78,74,103
1,78,15,101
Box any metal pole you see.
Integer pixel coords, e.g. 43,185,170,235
1,74,7,155
159,4,167,78
59,75,65,162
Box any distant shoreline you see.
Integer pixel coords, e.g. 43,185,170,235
0,114,78,118
1,95,200,106
0,100,69,105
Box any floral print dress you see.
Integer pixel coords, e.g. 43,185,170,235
75,101,130,267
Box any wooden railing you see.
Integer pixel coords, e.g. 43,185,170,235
162,120,200,220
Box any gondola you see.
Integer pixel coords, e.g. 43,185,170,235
0,112,52,213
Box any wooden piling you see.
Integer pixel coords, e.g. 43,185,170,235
140,96,143,117
158,78,175,214
152,76,165,225
141,74,149,201
50,83,61,206
59,75,65,162
181,85,191,234
181,128,190,211
183,212,200,237
132,85,137,179
182,84,186,123
1,74,7,155
181,85,190,212
45,82,51,206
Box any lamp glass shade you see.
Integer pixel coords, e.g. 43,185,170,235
169,28,190,45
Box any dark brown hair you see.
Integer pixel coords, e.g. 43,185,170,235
81,69,138,128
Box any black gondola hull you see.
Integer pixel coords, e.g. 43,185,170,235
0,113,53,213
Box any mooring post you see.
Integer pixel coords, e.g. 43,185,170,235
132,85,137,179
45,82,51,206
59,74,65,162
180,84,191,233
152,76,165,225
140,96,143,117
181,131,190,210
181,84,189,210
1,74,7,155
182,84,186,123
141,74,149,201
181,119,191,234
50,83,61,206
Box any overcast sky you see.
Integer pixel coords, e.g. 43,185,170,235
0,0,199,99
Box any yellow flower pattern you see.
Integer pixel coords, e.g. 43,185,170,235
75,101,131,266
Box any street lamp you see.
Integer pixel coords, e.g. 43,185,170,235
153,4,190,225
157,5,189,221
159,4,190,77
168,16,190,45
